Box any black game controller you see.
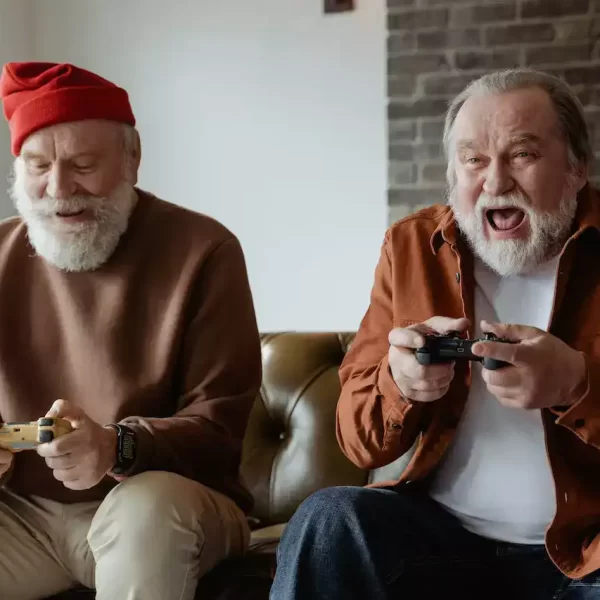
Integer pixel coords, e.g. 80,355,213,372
415,332,513,370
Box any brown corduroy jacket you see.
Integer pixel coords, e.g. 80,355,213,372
337,183,600,579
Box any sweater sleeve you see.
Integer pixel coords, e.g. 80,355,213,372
119,236,262,500
336,231,427,470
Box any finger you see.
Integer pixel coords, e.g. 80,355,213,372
388,328,426,350
486,385,523,406
45,399,85,428
44,454,76,471
62,479,90,491
486,382,521,400
389,346,455,382
423,316,470,335
388,316,470,349
480,320,541,343
36,430,84,458
471,340,531,366
52,467,79,483
404,389,448,403
0,449,13,464
409,375,453,393
45,399,71,418
406,360,455,382
481,365,522,388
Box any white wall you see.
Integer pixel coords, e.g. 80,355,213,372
0,0,31,219
28,0,387,331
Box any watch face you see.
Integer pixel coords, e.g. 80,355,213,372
122,431,136,461
110,426,137,476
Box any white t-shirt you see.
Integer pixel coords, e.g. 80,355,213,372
428,256,560,544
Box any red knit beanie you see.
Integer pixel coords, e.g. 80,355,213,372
0,62,136,156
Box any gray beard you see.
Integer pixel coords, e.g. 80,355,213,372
10,179,137,272
447,189,577,277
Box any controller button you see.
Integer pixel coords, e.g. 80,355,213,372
39,430,54,444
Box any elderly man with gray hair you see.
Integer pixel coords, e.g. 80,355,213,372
271,68,600,599
0,62,261,600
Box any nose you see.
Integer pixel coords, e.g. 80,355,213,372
482,159,514,197
45,164,76,199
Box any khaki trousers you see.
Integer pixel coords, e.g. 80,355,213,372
0,471,250,600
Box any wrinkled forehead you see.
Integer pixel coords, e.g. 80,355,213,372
451,87,563,152
20,120,123,159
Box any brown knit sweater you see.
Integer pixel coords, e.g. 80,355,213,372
0,189,262,512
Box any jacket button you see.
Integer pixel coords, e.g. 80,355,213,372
574,418,585,428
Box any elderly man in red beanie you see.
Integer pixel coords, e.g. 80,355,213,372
0,62,262,600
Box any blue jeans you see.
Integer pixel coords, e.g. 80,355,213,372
270,485,600,599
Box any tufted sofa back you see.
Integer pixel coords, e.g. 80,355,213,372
241,332,413,527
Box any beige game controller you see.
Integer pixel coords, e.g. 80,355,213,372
0,418,73,451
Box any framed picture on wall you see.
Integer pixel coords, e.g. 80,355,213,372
324,0,354,13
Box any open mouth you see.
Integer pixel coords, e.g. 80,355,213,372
56,209,85,218
485,207,525,232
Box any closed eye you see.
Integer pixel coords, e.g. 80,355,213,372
29,163,51,172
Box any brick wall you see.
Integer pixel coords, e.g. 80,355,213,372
387,0,600,224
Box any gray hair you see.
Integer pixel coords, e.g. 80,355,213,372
443,68,592,184
121,124,139,156
120,124,140,178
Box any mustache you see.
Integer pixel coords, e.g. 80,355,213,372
473,191,532,214
22,195,106,218
446,187,531,211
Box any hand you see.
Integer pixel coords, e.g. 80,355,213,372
0,448,13,478
471,320,587,410
36,400,117,490
388,316,470,402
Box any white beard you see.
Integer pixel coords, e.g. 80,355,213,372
9,174,137,272
448,188,577,277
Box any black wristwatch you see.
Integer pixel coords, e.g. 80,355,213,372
106,423,137,475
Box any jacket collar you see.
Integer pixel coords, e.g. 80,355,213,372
429,183,600,255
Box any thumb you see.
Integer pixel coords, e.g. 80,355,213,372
423,316,470,335
45,399,85,428
389,327,426,349
480,320,541,342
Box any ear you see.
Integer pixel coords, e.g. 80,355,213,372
132,129,141,170
572,160,588,193
123,129,142,185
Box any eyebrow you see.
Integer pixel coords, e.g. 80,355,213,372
21,151,98,161
506,133,542,146
455,133,542,153
455,140,478,152
21,152,48,161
